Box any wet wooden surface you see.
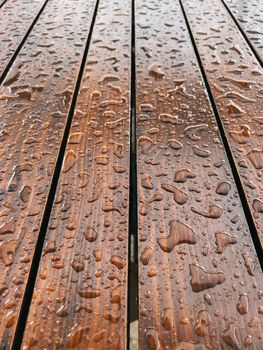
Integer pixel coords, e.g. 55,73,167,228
0,0,262,349
22,0,131,348
0,0,97,347
223,0,263,64
0,0,48,77
182,0,263,247
137,0,263,349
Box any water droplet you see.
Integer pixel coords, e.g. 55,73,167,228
62,150,77,173
161,308,173,330
141,176,154,190
237,294,249,315
110,255,125,269
174,168,197,183
158,220,197,252
0,218,15,235
144,327,160,350
222,323,240,349
191,204,222,219
246,149,263,169
195,310,211,336
161,183,188,204
215,232,237,253
189,264,225,292
141,247,153,265
216,181,231,195
184,124,208,141
77,286,101,299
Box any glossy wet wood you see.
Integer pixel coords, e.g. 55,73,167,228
22,0,131,349
0,0,97,346
0,0,262,349
224,0,263,63
182,0,263,247
0,0,47,76
136,0,263,349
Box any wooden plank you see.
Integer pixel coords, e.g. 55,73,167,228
182,0,263,247
0,0,48,76
22,0,130,349
0,0,97,347
223,0,263,63
136,0,263,349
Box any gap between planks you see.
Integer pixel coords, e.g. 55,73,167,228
0,0,51,85
221,0,263,68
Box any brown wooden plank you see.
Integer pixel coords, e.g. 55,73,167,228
181,0,263,247
0,0,97,347
136,0,263,349
21,0,130,349
0,0,48,76
223,0,263,63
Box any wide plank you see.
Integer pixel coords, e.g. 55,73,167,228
182,0,263,247
0,0,97,347
22,0,131,349
136,0,263,349
0,0,48,77
223,0,263,63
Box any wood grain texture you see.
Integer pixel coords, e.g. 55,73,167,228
136,0,263,349
223,0,263,63
22,0,131,349
0,0,48,76
0,0,97,347
182,0,263,247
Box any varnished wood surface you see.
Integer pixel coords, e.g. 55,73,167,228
223,0,263,63
22,0,131,349
0,0,97,347
0,0,47,76
136,0,263,349
182,0,263,247
0,0,262,349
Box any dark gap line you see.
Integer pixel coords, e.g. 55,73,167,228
11,1,101,348
179,0,263,268
0,0,50,85
128,0,138,348
0,0,9,10
221,0,263,68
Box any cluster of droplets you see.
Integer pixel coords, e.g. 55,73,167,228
182,0,263,243
20,0,131,349
0,0,103,347
137,0,263,349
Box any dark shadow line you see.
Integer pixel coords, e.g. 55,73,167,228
127,0,138,349
221,0,263,68
11,1,101,348
0,0,9,10
179,0,263,269
0,0,50,85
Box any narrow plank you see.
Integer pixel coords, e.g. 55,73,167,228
223,0,263,63
0,0,48,76
0,0,97,347
182,0,263,247
22,0,130,349
136,0,263,349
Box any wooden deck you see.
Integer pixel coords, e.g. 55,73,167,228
0,0,262,349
